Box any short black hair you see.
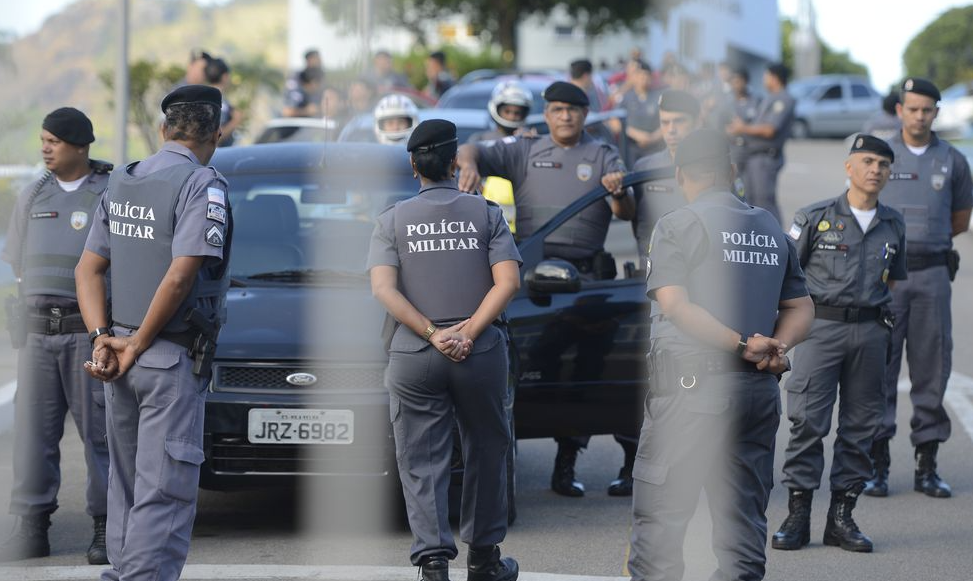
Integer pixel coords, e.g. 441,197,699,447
766,62,790,85
411,147,455,182
429,51,447,66
680,158,733,183
569,59,593,80
204,58,229,84
163,102,221,143
732,67,749,83
304,49,320,60
882,91,899,115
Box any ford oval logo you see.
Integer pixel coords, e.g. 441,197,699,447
285,372,318,386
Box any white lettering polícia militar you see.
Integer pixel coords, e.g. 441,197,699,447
108,200,157,240
407,237,480,253
405,220,479,237
720,230,780,266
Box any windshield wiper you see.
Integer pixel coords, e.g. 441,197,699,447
244,269,367,281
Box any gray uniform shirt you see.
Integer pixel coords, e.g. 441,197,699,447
748,89,796,154
2,171,109,308
632,150,682,258
85,142,229,312
879,131,973,254
788,192,907,308
474,133,627,259
723,93,760,163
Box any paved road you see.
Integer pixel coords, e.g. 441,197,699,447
1,139,972,580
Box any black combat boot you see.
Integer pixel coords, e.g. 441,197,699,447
467,545,518,581
914,442,952,498
607,443,636,497
863,438,890,497
0,513,52,561
86,515,108,565
419,556,451,581
823,488,873,553
550,445,584,497
772,489,812,550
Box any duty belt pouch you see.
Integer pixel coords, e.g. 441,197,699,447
4,295,26,349
593,251,617,280
946,250,960,282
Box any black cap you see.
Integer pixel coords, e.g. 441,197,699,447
542,81,589,107
161,84,222,113
901,77,940,102
766,62,790,84
658,89,700,117
407,119,458,153
42,107,95,145
674,128,730,168
850,133,895,163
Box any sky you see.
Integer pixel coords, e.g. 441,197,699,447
4,0,970,91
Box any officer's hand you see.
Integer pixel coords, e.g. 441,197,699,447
601,171,626,196
726,117,745,135
432,320,473,362
766,353,790,377
457,164,481,194
742,333,783,367
513,127,538,138
101,336,143,380
84,340,119,381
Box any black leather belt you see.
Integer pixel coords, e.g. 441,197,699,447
906,253,948,272
814,304,881,323
27,311,87,335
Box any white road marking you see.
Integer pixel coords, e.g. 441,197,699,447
0,564,629,581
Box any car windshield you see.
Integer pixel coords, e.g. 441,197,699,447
224,171,415,280
439,86,549,115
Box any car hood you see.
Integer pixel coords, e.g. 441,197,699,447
216,284,389,363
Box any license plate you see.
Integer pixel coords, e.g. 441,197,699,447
248,408,354,444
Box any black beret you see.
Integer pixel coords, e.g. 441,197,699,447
901,77,940,102
674,128,730,168
542,81,589,107
407,119,457,153
161,84,222,114
850,133,894,163
658,89,700,117
766,63,790,84
42,107,94,145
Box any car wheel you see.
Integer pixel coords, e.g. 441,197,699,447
791,119,810,139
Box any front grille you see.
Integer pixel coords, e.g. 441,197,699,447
208,437,391,476
214,364,385,392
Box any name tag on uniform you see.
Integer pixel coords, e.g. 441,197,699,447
643,184,673,193
889,172,917,180
816,243,848,252
30,211,58,219
206,202,227,224
532,161,562,169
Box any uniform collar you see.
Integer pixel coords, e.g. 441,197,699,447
418,178,459,195
889,130,941,150
544,131,592,150
837,190,896,221
694,187,737,205
159,141,202,165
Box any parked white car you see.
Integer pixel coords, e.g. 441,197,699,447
788,75,882,138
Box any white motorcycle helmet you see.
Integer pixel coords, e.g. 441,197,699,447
488,80,532,130
373,94,419,145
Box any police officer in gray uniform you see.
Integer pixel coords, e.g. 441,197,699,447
773,135,906,554
727,63,795,224
723,67,760,189
629,129,813,581
0,108,110,564
75,85,232,581
368,119,521,581
631,90,701,265
867,77,973,499
457,81,637,498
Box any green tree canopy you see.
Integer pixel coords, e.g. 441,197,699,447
903,5,973,90
781,18,869,79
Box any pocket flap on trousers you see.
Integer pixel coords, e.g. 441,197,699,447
164,439,205,465
136,349,181,370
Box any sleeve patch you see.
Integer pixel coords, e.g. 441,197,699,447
205,225,225,247
207,187,226,206
788,223,802,240
206,202,227,224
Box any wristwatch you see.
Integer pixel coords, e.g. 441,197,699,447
421,324,437,341
88,327,114,346
734,337,748,357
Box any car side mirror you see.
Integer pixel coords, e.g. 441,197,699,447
525,259,581,294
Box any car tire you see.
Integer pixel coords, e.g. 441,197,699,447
791,119,810,139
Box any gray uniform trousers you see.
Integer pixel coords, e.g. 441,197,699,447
741,154,783,224
101,332,207,581
629,374,780,581
386,324,510,565
10,331,109,518
782,319,888,492
879,265,953,445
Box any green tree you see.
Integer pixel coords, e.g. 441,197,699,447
903,5,973,89
313,0,672,60
780,18,869,79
